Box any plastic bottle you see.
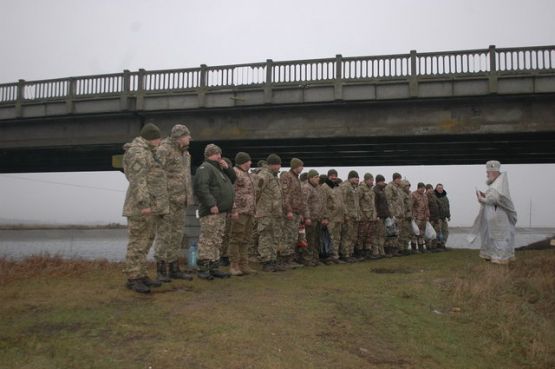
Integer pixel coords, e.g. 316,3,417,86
187,240,198,270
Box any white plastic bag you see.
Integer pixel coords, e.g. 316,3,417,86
411,220,420,236
425,221,437,240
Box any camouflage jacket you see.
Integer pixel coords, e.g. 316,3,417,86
340,181,360,221
255,167,283,218
402,190,412,219
232,166,256,216
281,170,307,217
321,179,345,223
385,182,405,218
411,191,430,221
156,138,193,207
302,182,323,221
427,191,441,221
122,137,169,217
358,183,377,221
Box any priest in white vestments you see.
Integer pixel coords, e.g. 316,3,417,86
468,160,518,264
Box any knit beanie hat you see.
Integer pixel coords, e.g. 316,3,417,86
140,123,161,140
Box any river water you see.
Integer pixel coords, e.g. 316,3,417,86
0,227,553,261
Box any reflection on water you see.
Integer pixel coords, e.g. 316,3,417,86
0,227,553,261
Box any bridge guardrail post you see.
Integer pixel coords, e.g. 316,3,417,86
264,59,273,104
15,79,25,118
136,68,145,111
121,70,130,111
410,50,418,97
199,64,207,107
66,77,76,114
334,54,343,100
488,45,498,94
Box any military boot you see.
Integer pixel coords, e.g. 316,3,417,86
273,260,287,272
141,276,162,288
126,278,150,293
262,261,275,272
411,242,419,254
169,261,194,281
287,255,304,269
156,261,171,283
197,260,214,280
210,262,231,279
229,262,244,276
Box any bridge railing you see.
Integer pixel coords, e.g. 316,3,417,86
1,45,554,105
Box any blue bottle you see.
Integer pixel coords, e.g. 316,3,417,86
187,240,198,270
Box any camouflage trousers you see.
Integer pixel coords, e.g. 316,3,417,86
124,215,160,279
221,215,231,258
371,219,386,256
440,218,449,246
340,219,358,258
303,221,321,262
228,214,254,267
428,219,443,248
356,219,376,251
327,221,343,259
198,212,227,262
257,216,282,263
154,203,185,263
398,218,411,251
248,218,259,259
412,219,427,246
281,213,301,257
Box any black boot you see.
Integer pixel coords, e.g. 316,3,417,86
210,262,231,279
197,260,214,280
169,261,194,281
273,260,287,272
142,276,162,288
156,261,171,283
126,278,150,293
262,261,276,272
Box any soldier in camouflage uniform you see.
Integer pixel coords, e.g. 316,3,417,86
320,170,345,264
372,175,390,258
398,179,413,255
411,182,430,252
301,169,323,266
219,157,236,267
384,173,404,257
248,160,267,261
426,184,441,251
228,152,257,276
357,173,377,259
280,158,308,269
122,123,168,293
193,144,236,280
255,154,286,272
154,124,194,282
435,183,451,249
339,171,360,262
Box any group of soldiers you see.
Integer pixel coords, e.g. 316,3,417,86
122,122,451,293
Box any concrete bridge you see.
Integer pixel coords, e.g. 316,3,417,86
1,45,554,173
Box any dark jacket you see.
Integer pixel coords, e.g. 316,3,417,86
435,190,451,219
374,183,391,219
193,160,235,217
427,192,441,221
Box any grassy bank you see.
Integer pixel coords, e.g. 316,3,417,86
1,249,554,369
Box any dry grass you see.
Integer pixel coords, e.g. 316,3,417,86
449,250,555,368
0,249,554,369
0,254,116,286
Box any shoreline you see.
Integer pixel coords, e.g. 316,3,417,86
0,223,126,231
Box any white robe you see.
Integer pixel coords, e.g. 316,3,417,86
468,172,518,262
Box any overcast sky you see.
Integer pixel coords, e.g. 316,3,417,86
0,0,554,227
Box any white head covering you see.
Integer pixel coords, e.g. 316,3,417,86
486,160,501,172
